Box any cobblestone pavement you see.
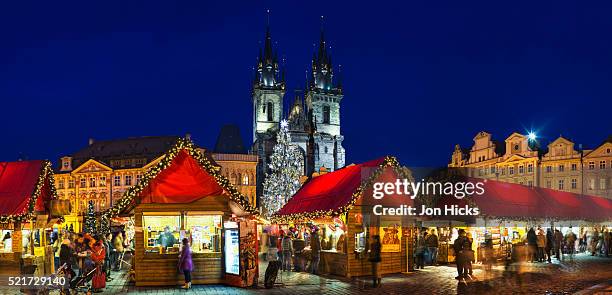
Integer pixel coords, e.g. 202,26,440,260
8,253,606,294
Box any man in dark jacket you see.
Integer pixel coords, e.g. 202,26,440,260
526,228,537,262
104,233,114,281
453,229,469,280
426,229,439,266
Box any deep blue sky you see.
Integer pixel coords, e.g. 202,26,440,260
1,1,611,166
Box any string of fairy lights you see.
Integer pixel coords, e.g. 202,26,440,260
102,137,258,219
0,161,58,224
270,156,413,224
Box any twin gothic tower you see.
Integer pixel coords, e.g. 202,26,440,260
251,24,346,198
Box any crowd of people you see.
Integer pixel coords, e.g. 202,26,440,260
49,229,132,293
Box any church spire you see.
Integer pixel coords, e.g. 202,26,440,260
255,10,283,89
312,16,335,92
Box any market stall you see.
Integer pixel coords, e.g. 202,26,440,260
273,156,417,278
0,160,58,276
434,178,612,263
103,138,259,287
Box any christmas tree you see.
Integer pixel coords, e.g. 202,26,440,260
84,200,97,234
262,120,304,218
98,214,110,236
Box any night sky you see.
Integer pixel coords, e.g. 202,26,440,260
1,1,611,166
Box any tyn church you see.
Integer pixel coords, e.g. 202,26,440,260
251,24,346,199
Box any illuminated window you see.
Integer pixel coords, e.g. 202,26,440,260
125,175,132,186
89,177,96,187
68,179,75,189
527,164,533,173
136,174,142,184
558,164,564,172
80,178,86,188
143,215,181,254
100,176,106,187
558,180,564,190
600,161,606,169
518,166,524,174
185,215,222,253
588,162,595,170
242,174,249,185
114,176,121,186
58,179,65,189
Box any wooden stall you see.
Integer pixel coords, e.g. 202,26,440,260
0,160,58,276
273,156,417,278
104,138,259,287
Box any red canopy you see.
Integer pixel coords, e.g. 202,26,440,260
437,179,612,221
139,150,225,203
0,160,55,220
275,157,407,219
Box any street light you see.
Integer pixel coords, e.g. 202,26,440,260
528,132,537,141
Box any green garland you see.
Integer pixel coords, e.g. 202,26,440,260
271,156,413,223
103,137,258,219
0,161,58,224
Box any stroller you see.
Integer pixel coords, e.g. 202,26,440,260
68,258,97,294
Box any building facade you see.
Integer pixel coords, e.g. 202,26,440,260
450,132,612,199
251,25,346,201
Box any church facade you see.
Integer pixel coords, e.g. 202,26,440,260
251,25,346,200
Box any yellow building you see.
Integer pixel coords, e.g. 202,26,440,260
55,132,258,231
450,132,612,199
54,136,179,232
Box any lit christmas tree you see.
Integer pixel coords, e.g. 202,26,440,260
84,200,97,234
262,120,304,218
98,214,110,235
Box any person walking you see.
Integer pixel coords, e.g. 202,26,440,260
464,232,475,279
369,235,382,288
281,233,294,271
554,229,563,260
415,230,427,269
426,229,439,266
526,228,537,262
178,238,193,289
590,228,599,256
565,228,577,259
545,229,554,263
536,228,546,262
112,232,124,271
310,228,321,274
453,229,468,280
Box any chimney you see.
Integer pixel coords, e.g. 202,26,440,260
88,138,95,146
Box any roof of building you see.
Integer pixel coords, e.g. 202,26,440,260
214,125,246,154
0,160,56,222
61,136,180,171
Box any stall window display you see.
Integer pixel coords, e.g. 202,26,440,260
184,215,222,253
143,215,181,254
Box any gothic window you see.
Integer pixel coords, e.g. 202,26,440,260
323,105,330,124
267,102,274,121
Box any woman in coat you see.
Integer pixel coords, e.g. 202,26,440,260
178,238,194,289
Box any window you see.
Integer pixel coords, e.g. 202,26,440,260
600,178,607,190
509,167,514,175
136,174,142,184
518,166,524,174
68,179,75,189
546,166,552,173
600,161,606,169
63,161,69,168
571,163,577,171
114,175,121,186
571,178,577,189
589,179,595,190
185,215,222,253
527,164,533,173
79,178,86,188
558,164,564,172
322,105,330,124
89,177,96,187
546,180,552,189
100,176,106,187
125,175,133,186
242,174,249,185
558,180,564,190
588,162,595,170
58,179,65,189
267,102,274,121
143,215,181,253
